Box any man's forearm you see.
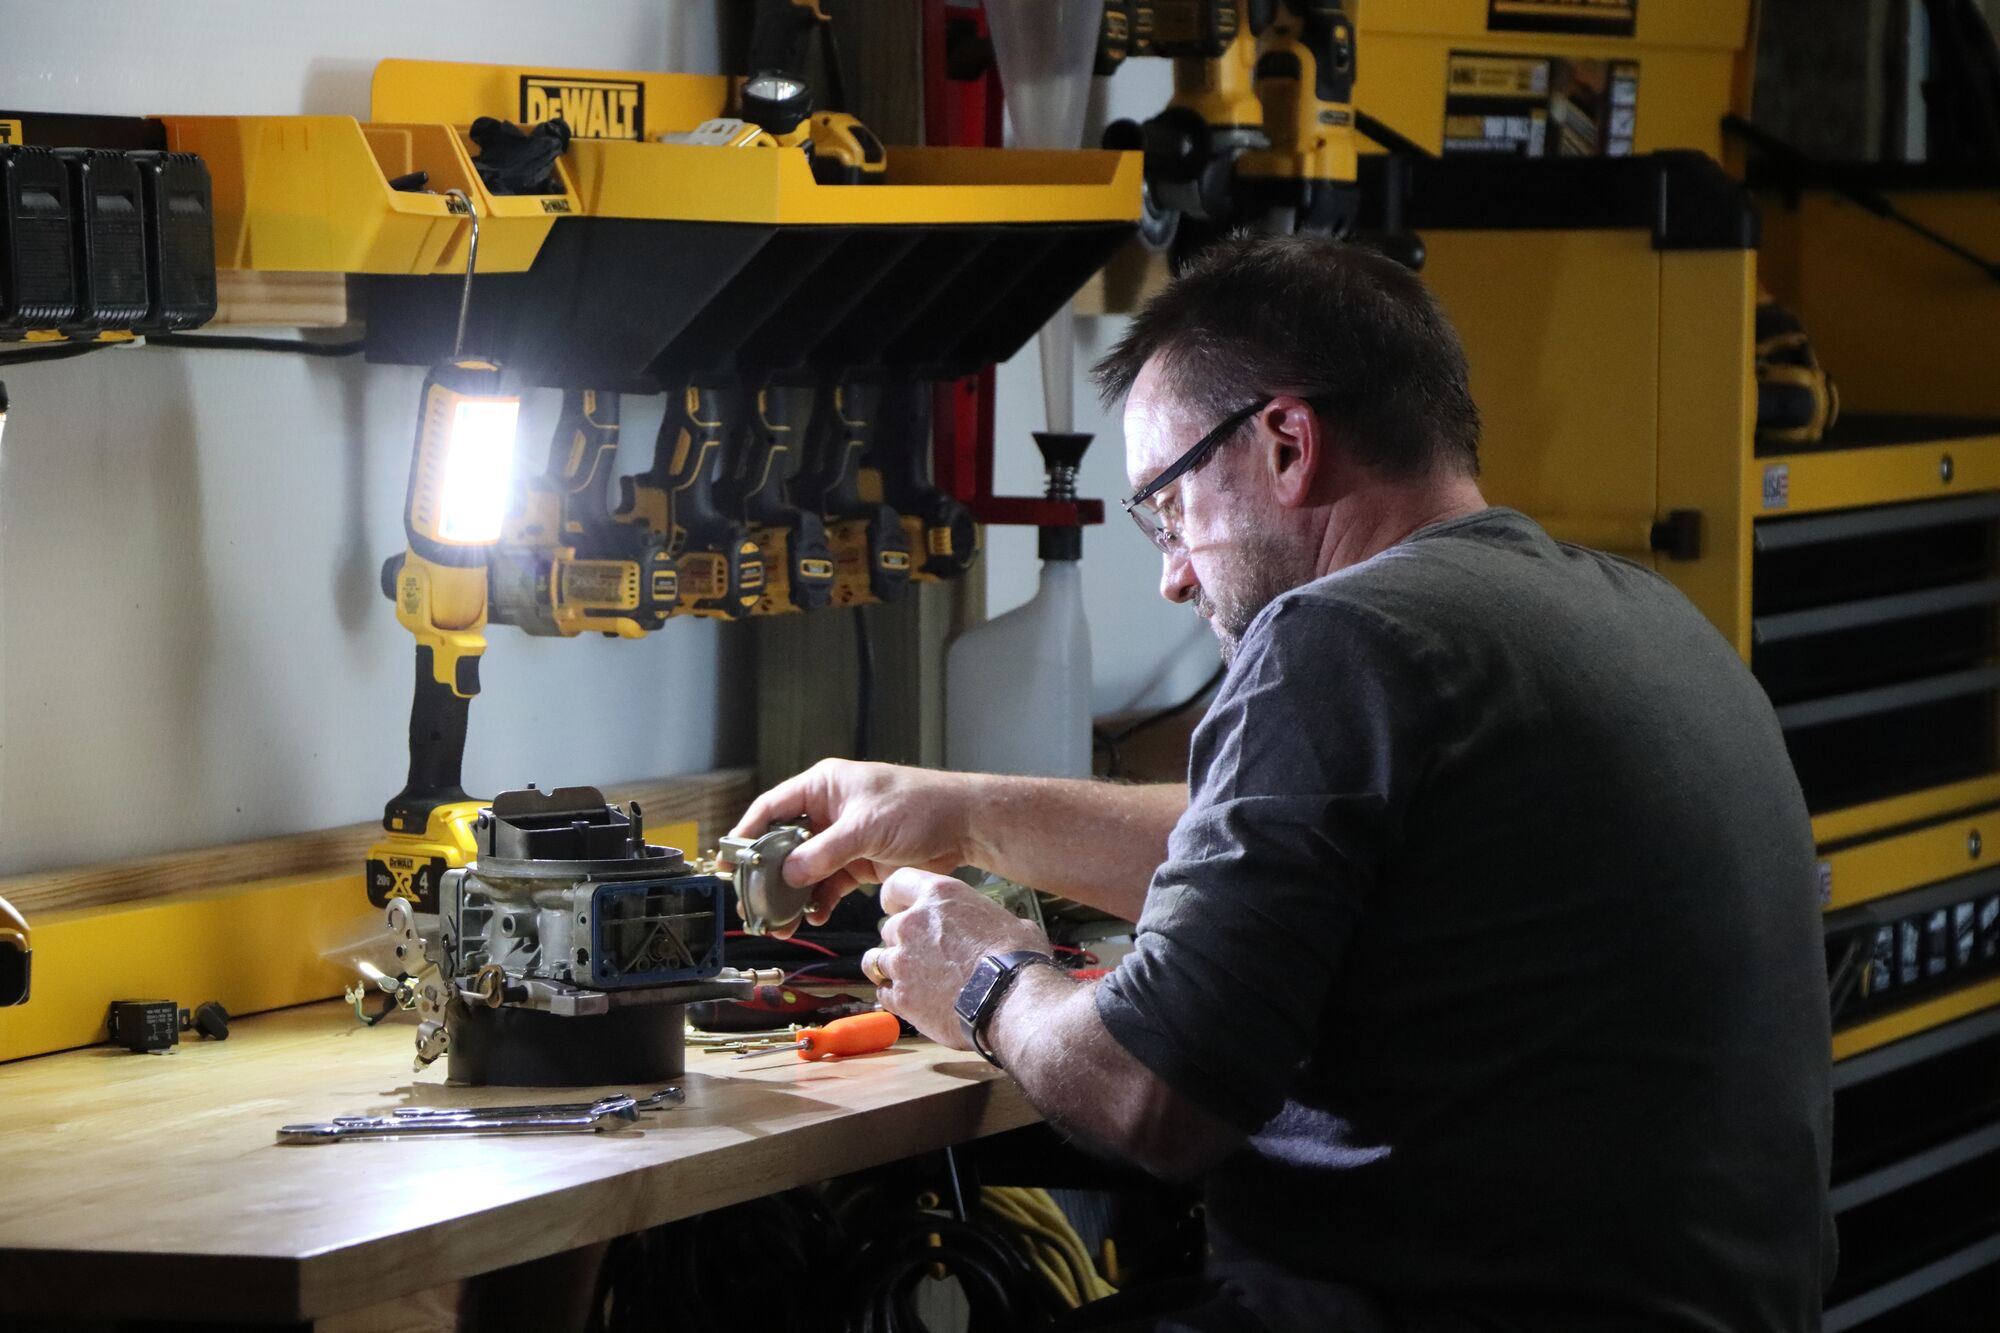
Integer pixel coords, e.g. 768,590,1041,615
985,963,1242,1181
960,778,1185,921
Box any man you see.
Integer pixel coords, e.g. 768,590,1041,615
733,234,1834,1331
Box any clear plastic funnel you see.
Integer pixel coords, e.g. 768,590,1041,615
983,0,1104,152
985,0,1103,434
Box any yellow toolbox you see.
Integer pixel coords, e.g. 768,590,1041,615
1353,0,1756,160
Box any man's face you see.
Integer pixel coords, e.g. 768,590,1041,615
1124,361,1317,662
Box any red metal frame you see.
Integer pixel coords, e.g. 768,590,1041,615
920,0,1103,530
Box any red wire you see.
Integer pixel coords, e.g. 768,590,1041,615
725,930,839,958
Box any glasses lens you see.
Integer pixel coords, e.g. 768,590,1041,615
1127,499,1179,552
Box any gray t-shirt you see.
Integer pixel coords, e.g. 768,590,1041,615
1097,507,1834,1332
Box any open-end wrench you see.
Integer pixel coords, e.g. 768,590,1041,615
278,1101,638,1145
361,1086,684,1122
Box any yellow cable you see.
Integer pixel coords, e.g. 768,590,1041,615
981,1187,1117,1305
999,1189,1115,1302
984,1195,1079,1306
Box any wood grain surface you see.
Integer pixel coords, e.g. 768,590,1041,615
211,269,352,327
0,1000,1038,1324
0,767,757,917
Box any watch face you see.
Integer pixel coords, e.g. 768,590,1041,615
955,955,1003,1024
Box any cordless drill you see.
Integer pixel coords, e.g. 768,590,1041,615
731,381,837,616
793,381,913,606
616,382,765,620
870,378,979,583
489,389,679,638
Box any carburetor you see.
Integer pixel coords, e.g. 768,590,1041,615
385,785,779,1085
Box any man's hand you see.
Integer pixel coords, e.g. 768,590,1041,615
861,868,1051,1048
730,761,976,931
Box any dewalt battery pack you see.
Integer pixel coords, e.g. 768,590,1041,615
0,145,78,334
129,150,216,332
56,147,147,330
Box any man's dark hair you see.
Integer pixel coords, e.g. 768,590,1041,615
1093,233,1482,479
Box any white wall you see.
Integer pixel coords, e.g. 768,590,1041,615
985,61,1226,720
0,1,745,874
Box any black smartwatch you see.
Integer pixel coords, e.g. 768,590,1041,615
955,950,1056,1068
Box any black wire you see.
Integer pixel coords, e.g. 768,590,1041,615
146,332,365,356
0,332,364,368
1723,113,2000,282
1355,109,1435,159
840,1212,1057,1333
1104,664,1226,747
0,341,111,367
1091,726,1125,781
854,606,875,761
1094,663,1225,780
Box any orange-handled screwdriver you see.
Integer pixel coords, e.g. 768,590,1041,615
733,1009,902,1061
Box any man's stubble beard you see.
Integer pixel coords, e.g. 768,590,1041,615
1196,530,1318,664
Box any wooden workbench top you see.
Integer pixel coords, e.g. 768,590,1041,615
0,1001,1039,1325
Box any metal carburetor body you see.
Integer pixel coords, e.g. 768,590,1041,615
385,785,776,1085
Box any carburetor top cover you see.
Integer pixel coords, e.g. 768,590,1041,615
446,786,726,993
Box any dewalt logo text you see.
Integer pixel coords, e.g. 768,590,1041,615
519,76,645,140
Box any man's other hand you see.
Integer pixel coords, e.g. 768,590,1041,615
862,868,1051,1048
730,761,976,933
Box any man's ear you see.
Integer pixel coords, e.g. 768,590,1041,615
1259,394,1322,509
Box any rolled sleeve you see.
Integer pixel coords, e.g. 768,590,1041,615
1095,599,1442,1132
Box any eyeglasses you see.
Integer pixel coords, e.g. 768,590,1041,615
1120,400,1265,553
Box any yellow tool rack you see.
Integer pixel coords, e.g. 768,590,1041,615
162,60,1140,390
360,61,1140,389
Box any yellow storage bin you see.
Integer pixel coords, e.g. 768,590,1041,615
444,126,582,273
564,140,1140,227
159,115,463,273
158,115,572,275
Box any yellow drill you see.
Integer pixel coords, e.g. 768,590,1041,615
490,389,679,638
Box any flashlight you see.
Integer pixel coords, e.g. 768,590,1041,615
379,192,520,837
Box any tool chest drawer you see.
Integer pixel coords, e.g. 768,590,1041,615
1826,1011,2000,1330
1826,867,2000,1032
1755,493,2000,816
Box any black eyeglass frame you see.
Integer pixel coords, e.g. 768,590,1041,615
1120,400,1266,551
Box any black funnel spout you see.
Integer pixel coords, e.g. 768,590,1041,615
1032,431,1093,562
1033,431,1092,500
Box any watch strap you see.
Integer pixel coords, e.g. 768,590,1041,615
957,949,1055,1068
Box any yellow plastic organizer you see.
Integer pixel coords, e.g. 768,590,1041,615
157,115,578,274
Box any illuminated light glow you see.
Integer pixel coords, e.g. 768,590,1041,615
438,397,519,544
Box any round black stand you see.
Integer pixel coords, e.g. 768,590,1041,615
447,1003,687,1086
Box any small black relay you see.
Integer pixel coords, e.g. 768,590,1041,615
105,998,180,1053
